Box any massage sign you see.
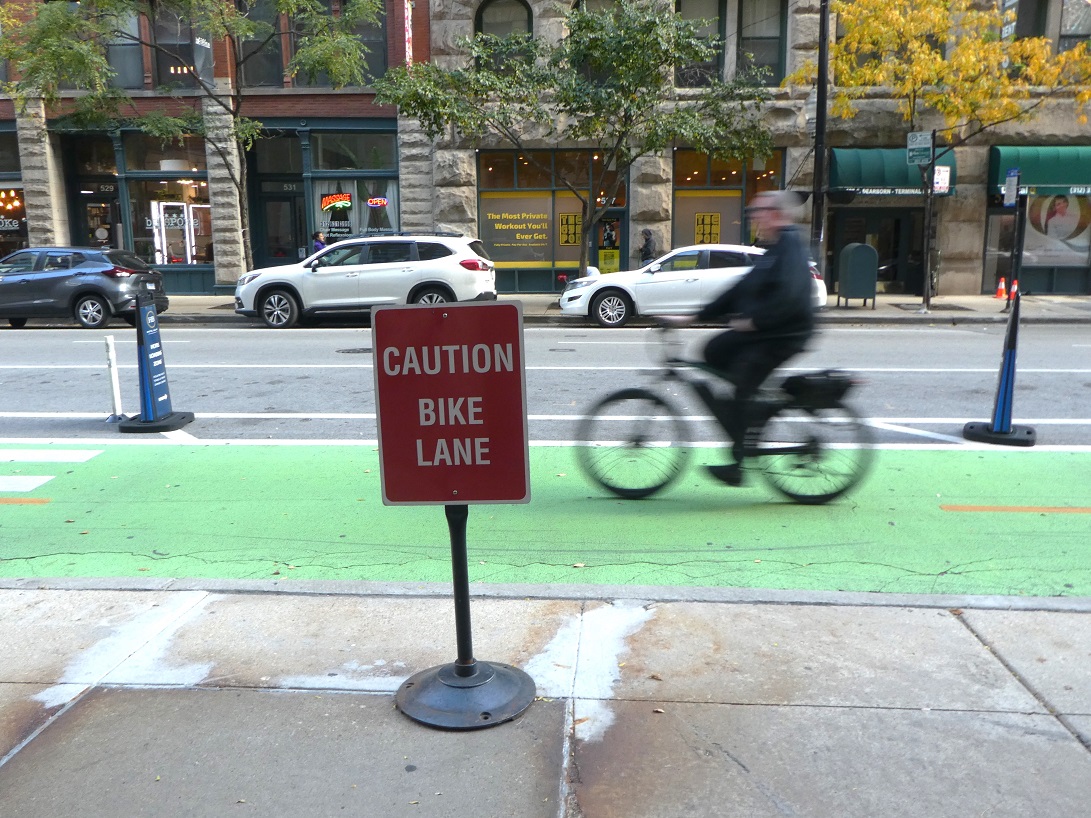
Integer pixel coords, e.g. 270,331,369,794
372,302,530,505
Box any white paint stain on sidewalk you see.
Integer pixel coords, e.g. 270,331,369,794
525,600,654,742
35,591,213,707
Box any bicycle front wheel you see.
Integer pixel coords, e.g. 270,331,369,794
576,388,690,499
752,402,874,505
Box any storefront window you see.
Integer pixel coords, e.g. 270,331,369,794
0,187,28,256
673,149,779,246
129,179,213,265
124,134,207,172
313,178,399,239
312,133,396,170
553,151,590,189
74,137,118,175
480,153,517,189
255,136,304,174
516,152,552,188
0,134,19,173
1023,193,1091,267
240,3,285,87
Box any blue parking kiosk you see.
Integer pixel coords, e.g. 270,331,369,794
118,292,193,433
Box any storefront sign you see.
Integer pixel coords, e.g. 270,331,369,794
372,302,530,505
480,193,552,263
367,197,388,208
321,192,353,211
1023,193,1091,267
695,213,721,244
0,218,23,232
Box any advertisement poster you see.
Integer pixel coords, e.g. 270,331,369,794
479,192,553,264
1022,194,1091,267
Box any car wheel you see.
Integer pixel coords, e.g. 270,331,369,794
259,289,300,329
591,290,633,328
74,295,110,329
412,287,452,305
7,318,28,328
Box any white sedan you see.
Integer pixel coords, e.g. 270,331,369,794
559,243,827,328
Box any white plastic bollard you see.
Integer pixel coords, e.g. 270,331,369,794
104,335,125,423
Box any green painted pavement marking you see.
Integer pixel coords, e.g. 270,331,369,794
1,445,1088,598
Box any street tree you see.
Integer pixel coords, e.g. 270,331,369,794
373,0,773,274
788,0,1091,306
0,0,383,272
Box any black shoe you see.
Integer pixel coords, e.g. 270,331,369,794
706,463,745,486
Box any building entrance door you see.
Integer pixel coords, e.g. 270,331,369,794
256,195,306,269
76,198,122,250
830,208,924,295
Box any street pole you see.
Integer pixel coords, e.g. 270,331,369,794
918,130,937,314
810,0,830,270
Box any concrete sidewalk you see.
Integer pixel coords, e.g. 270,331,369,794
1,580,1089,817
163,291,1091,326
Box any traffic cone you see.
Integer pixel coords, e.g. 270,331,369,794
994,277,1006,299
1011,279,1019,297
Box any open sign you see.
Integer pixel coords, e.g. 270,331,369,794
367,197,388,208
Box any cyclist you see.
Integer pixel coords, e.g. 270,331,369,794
668,189,816,486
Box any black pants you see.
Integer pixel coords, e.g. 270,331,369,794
703,332,806,464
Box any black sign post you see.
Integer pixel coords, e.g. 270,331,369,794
118,293,193,433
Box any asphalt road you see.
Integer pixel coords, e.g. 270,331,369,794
2,323,1090,444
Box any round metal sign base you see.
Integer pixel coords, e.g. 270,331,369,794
396,661,535,730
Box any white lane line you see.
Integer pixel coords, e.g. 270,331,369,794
2,436,1091,453
0,476,54,491
3,411,1091,425
4,364,1091,374
0,449,102,462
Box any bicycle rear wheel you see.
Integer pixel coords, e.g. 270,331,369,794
576,388,690,499
751,402,874,504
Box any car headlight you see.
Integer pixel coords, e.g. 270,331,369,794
237,273,261,287
564,279,595,292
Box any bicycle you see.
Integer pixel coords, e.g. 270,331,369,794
575,326,875,504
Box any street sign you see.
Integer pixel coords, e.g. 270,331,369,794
907,131,933,166
933,165,951,194
373,301,530,505
1004,168,1020,207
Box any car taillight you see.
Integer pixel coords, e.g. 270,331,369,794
459,259,491,271
103,266,135,278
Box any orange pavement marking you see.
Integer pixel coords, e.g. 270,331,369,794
941,505,1091,514
0,498,51,505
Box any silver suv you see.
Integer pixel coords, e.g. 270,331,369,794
234,234,497,328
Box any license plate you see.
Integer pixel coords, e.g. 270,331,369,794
146,282,156,290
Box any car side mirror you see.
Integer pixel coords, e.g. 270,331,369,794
646,263,661,274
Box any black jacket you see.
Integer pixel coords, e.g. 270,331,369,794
696,225,815,341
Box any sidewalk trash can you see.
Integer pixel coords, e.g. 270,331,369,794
836,243,878,308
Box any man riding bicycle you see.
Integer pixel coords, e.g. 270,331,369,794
668,190,817,486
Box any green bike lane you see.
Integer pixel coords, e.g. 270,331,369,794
2,443,1089,598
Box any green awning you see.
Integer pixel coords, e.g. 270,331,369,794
829,148,957,196
989,146,1091,196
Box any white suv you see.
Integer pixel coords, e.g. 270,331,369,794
234,234,497,328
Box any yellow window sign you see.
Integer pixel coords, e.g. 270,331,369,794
695,213,720,244
598,248,621,274
559,213,582,246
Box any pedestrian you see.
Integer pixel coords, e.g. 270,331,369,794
312,231,326,253
639,228,657,263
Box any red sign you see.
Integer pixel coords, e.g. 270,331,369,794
372,302,530,505
321,192,352,211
